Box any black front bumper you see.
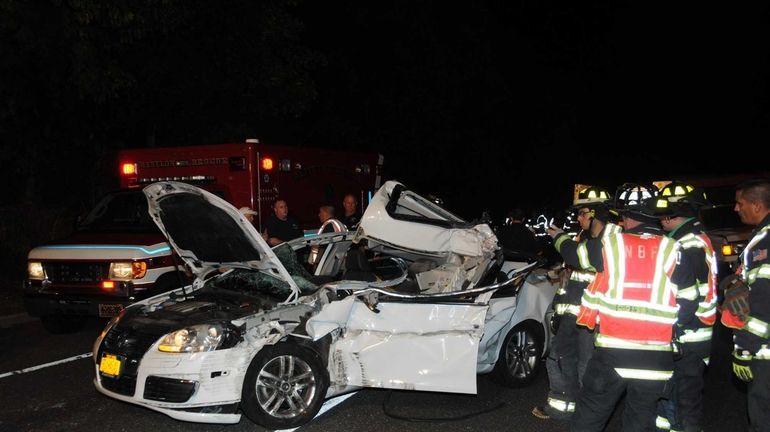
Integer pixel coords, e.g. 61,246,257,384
23,281,134,317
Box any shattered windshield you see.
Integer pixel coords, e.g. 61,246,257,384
204,244,319,299
79,190,158,232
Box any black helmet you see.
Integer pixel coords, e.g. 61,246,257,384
614,183,659,222
655,181,710,218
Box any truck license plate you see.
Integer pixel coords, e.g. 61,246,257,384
99,353,122,377
98,304,123,318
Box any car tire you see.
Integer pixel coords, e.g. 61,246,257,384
241,343,329,429
492,321,543,388
40,314,86,334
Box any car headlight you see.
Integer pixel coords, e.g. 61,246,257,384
158,324,230,353
28,261,46,280
108,262,148,281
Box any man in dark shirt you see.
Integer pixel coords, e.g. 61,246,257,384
496,208,539,256
341,193,362,229
263,199,303,246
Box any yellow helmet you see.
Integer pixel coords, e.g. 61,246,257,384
573,186,612,208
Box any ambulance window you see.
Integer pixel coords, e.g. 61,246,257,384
79,191,157,232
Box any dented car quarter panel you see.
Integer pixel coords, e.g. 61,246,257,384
308,296,489,394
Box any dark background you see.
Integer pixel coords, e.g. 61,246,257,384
2,1,770,277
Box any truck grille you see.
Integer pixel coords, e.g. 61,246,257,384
44,262,109,283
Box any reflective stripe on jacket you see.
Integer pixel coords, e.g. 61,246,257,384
677,232,718,327
727,219,770,355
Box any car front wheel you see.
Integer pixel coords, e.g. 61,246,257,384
241,343,329,429
492,322,543,387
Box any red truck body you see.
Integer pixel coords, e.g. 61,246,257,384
118,141,383,229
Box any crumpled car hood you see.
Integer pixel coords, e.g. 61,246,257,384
143,182,298,296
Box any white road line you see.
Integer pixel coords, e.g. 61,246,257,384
275,391,359,432
0,352,93,379
1,352,357,431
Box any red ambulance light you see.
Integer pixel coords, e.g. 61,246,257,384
121,163,137,175
261,157,274,171
102,281,115,290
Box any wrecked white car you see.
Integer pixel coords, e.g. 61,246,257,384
92,181,557,429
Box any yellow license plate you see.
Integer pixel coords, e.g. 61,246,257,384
99,353,122,377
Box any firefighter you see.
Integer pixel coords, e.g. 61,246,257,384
720,179,770,432
534,186,620,421
570,184,684,432
654,182,717,432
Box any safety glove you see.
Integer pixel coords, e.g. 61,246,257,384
721,275,751,321
732,349,754,382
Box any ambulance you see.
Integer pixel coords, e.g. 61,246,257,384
24,140,383,332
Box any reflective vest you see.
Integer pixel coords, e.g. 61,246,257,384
578,232,679,350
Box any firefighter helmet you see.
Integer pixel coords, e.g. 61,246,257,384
614,183,659,220
573,186,615,223
655,181,710,217
573,186,612,208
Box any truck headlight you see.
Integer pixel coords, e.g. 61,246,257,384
28,262,46,280
158,324,234,353
108,262,147,281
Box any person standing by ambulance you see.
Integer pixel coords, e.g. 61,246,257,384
341,194,362,230
721,178,770,432
317,205,345,234
653,182,717,432
569,184,684,432
534,186,620,421
264,199,303,246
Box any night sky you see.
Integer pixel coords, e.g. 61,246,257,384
2,1,769,220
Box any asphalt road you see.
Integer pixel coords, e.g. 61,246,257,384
0,316,750,432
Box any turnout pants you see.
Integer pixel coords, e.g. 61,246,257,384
656,341,710,432
572,350,668,432
543,314,595,419
748,360,770,432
